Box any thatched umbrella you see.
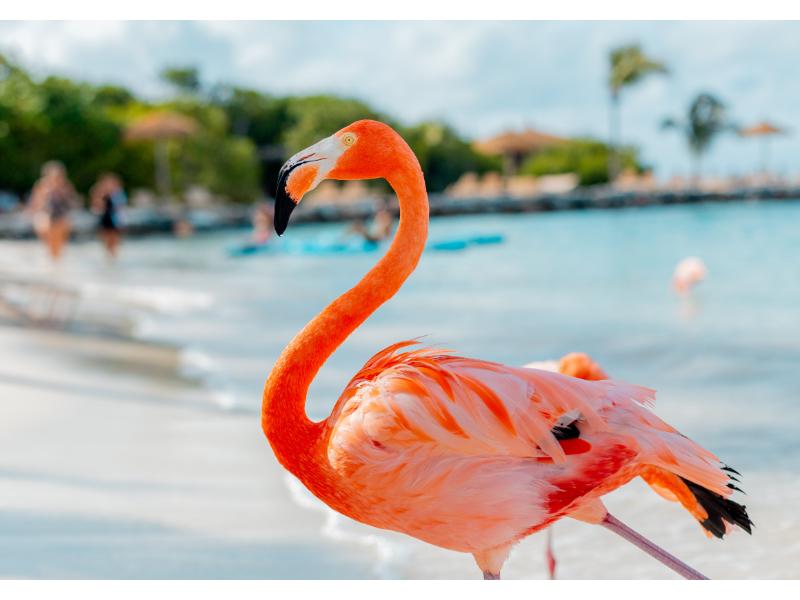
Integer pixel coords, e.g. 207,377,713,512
739,121,788,174
125,111,198,197
474,129,565,176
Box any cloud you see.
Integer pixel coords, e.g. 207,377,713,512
1,21,799,176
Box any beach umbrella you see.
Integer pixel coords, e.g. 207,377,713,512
125,111,199,198
739,121,788,174
474,128,565,176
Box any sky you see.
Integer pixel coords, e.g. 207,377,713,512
1,20,799,178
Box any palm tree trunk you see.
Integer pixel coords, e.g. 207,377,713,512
608,91,621,184
155,140,171,199
690,151,702,188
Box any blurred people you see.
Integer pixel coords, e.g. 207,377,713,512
251,202,274,246
27,161,78,262
348,206,394,244
174,210,195,238
91,173,127,259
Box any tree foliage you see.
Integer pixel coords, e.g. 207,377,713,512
401,121,500,192
662,93,734,158
608,44,668,98
520,139,643,187
160,66,201,96
0,55,507,201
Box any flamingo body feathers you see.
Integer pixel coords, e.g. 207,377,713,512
319,341,735,554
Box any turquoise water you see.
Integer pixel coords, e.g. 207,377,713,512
5,199,799,578
126,200,800,477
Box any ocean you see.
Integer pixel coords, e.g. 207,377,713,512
2,200,798,578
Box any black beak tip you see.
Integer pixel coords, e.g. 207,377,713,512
274,171,297,236
273,196,295,236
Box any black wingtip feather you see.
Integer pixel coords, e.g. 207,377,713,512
680,476,754,538
721,465,741,476
727,483,746,494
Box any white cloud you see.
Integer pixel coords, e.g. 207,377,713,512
1,20,799,177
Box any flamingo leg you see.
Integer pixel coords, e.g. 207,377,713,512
545,527,557,579
601,513,708,580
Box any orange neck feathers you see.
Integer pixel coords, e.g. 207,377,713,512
262,134,428,478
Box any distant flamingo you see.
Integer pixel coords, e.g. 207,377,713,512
263,121,751,580
523,352,740,578
673,257,708,294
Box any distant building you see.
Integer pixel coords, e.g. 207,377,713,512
474,128,566,176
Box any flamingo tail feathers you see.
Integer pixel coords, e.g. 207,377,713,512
640,465,753,539
678,476,753,538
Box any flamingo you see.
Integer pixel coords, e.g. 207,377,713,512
262,120,752,580
673,257,708,294
524,352,609,579
522,352,727,579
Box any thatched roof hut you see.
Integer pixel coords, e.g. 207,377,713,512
474,128,566,175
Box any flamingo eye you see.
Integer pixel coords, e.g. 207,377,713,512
342,133,356,147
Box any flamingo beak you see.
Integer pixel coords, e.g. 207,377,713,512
274,135,344,235
274,156,322,236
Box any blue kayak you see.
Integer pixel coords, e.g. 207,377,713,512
228,233,504,258
228,238,379,257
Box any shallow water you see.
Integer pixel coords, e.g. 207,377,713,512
4,199,800,578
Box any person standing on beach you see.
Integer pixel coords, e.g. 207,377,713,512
251,202,274,246
91,173,127,259
27,161,78,262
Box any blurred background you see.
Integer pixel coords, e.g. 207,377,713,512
0,21,798,579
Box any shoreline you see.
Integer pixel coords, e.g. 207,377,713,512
1,186,799,241
0,322,377,579
2,202,799,579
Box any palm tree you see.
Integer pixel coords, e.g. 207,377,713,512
662,93,734,184
608,44,668,181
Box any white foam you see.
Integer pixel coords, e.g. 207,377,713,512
81,282,214,315
179,347,240,411
180,347,218,378
283,474,410,578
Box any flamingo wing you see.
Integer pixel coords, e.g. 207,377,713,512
329,341,655,464
323,342,740,551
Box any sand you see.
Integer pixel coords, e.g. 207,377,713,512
0,324,372,579
4,314,791,579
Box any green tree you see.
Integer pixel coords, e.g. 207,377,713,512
212,86,295,193
520,138,642,187
157,98,259,202
662,93,734,182
0,54,48,193
608,44,667,180
0,56,140,196
401,121,500,192
282,95,387,153
161,66,201,96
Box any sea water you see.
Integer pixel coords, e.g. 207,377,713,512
5,200,799,578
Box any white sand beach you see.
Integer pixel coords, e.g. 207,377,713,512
3,318,796,580
2,205,800,580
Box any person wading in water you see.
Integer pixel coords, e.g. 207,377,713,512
27,161,78,262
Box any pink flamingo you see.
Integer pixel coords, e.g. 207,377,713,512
524,352,609,578
262,121,751,580
673,257,708,294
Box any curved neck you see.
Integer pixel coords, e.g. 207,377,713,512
262,158,428,476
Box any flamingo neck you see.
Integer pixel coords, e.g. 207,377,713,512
262,155,428,477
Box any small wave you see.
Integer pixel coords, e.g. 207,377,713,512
179,347,241,411
81,283,214,315
180,347,218,378
283,474,410,578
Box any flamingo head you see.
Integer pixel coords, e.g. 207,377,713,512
557,352,608,381
274,120,405,235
